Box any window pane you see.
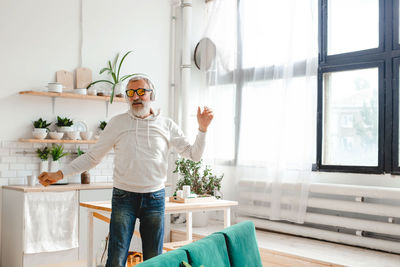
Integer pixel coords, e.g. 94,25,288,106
241,0,317,68
209,84,236,161
322,68,379,166
328,0,379,55
238,77,315,167
185,84,236,162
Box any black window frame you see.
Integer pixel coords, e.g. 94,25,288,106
316,0,400,174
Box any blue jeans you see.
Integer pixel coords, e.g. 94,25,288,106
105,187,165,267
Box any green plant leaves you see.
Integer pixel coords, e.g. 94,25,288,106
89,50,135,103
117,50,132,81
174,158,223,198
86,79,114,89
99,67,111,75
99,121,107,130
77,146,85,156
56,116,73,127
120,73,137,82
110,83,116,104
36,147,50,161
33,118,51,129
50,144,69,161
112,53,119,72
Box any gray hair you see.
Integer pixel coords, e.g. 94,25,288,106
126,74,155,90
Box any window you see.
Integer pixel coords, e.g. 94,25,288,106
322,67,379,167
316,0,400,174
204,0,317,167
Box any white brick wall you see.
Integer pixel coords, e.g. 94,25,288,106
0,140,115,186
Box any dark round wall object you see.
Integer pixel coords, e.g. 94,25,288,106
194,37,216,71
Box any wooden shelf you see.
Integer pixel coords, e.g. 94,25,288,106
19,90,125,102
19,138,97,144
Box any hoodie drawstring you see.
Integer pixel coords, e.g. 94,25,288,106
147,120,151,148
135,119,139,147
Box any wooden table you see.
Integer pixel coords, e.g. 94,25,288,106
80,198,238,267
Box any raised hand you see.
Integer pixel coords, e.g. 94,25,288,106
197,106,214,132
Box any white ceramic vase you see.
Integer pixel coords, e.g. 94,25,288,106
49,160,60,172
58,126,73,133
33,128,48,134
39,160,49,174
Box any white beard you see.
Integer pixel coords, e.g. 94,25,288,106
129,101,152,118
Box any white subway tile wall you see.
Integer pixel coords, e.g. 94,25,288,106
0,141,115,185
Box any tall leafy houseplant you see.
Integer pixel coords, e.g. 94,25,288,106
174,158,224,198
86,50,139,104
49,145,69,173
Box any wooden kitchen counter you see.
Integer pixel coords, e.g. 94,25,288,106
2,183,114,192
2,182,171,192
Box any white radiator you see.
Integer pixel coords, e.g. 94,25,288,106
237,181,400,254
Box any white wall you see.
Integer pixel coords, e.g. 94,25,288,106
0,0,171,141
0,0,172,263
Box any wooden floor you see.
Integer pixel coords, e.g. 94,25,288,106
170,220,400,267
170,229,344,267
39,220,400,267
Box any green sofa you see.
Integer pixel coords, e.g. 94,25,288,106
137,220,262,267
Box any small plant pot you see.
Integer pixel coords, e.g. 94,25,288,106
50,160,60,172
58,126,73,133
33,128,48,134
81,171,90,184
39,160,49,174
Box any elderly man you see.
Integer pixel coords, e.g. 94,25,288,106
38,74,214,267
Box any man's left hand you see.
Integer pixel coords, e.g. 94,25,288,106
197,106,214,132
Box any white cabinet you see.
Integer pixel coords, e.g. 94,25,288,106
1,186,112,267
1,189,79,267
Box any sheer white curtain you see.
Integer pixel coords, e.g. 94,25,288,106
185,0,318,223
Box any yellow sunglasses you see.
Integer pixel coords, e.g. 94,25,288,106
125,88,153,97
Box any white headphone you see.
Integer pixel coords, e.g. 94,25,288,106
126,74,156,101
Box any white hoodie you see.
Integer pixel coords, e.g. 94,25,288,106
60,111,206,193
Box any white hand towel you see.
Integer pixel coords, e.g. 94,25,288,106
24,191,79,254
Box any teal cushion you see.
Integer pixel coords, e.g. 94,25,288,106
216,221,262,267
179,233,230,267
136,249,189,267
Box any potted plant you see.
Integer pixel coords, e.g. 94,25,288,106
86,50,140,103
94,121,107,140
36,147,50,174
173,158,224,227
56,116,74,133
174,158,223,198
33,118,51,133
99,121,107,131
77,147,90,184
49,144,69,173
